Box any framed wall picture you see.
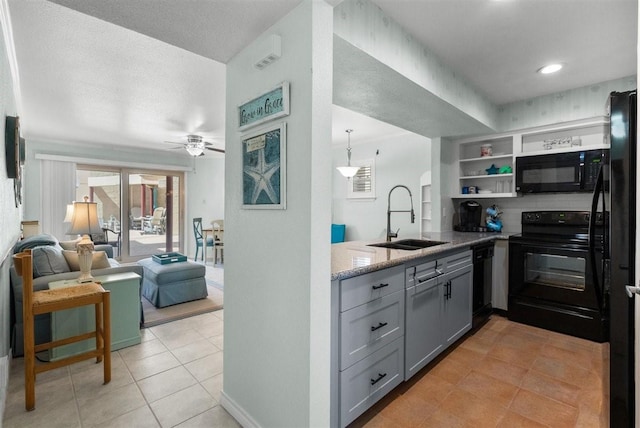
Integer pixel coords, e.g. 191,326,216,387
5,115,20,179
242,122,286,210
238,81,290,131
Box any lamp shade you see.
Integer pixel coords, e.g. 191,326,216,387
336,166,360,178
63,203,75,223
67,201,101,235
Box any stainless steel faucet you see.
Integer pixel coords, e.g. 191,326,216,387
387,185,415,242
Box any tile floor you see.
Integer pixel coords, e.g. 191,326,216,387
3,295,608,427
350,315,609,428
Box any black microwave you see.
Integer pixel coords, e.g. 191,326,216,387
515,149,609,193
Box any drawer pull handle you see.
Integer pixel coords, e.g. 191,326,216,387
372,283,389,290
371,322,388,332
370,372,387,386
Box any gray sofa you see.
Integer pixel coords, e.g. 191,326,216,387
9,234,144,356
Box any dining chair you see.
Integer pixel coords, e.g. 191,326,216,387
193,217,214,261
211,219,224,264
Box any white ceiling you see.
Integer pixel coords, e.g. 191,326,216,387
6,0,637,154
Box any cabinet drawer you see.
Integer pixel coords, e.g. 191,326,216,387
340,290,404,369
340,337,404,427
340,266,404,312
406,259,444,288
445,249,472,272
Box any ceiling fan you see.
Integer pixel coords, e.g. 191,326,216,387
164,135,225,157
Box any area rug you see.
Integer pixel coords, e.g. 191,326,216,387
142,279,223,328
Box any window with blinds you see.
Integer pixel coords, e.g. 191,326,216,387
347,159,375,199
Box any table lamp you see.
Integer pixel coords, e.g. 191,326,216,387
66,197,101,282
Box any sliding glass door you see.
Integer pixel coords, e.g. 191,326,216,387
77,166,184,261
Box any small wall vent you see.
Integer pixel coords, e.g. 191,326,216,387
254,34,282,70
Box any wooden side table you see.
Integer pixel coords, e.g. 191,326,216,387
48,272,142,361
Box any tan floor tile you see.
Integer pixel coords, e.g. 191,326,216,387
175,405,241,428
419,407,466,428
447,345,486,368
540,343,594,370
185,350,224,381
474,355,528,387
496,410,549,428
520,370,580,407
407,373,455,406
200,372,223,402
2,395,80,428
118,338,168,362
77,383,147,427
137,365,198,403
575,410,608,428
459,335,496,355
150,383,216,427
510,389,578,427
457,370,519,408
437,388,509,427
157,328,207,350
171,338,220,364
531,355,593,388
486,342,541,369
124,350,181,381
428,355,472,385
94,405,161,428
3,373,76,423
70,354,134,398
378,393,437,427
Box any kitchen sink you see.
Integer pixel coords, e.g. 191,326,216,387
367,239,447,251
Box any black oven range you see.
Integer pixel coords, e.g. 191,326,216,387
508,210,608,342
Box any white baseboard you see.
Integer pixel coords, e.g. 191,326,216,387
220,390,261,428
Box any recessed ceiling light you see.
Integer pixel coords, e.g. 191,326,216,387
537,63,563,74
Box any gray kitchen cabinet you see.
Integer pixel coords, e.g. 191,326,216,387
405,274,442,379
332,248,474,426
442,262,473,346
404,249,472,380
334,265,405,427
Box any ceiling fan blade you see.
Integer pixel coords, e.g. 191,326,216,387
164,141,185,145
205,147,225,153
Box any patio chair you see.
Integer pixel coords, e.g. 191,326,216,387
143,207,166,234
130,207,143,230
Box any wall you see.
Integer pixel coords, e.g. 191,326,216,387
185,155,225,259
0,0,22,417
497,76,636,131
332,132,430,241
222,1,333,427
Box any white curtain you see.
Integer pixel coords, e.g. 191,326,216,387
40,159,76,241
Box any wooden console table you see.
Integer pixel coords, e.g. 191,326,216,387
48,272,142,361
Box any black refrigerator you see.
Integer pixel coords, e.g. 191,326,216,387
605,90,636,426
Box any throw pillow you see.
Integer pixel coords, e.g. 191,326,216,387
31,245,70,278
63,250,111,271
58,238,81,251
14,233,59,253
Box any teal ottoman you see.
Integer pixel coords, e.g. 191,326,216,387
138,258,207,308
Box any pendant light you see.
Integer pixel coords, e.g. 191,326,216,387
336,129,360,178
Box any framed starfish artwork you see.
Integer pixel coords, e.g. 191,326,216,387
242,122,286,209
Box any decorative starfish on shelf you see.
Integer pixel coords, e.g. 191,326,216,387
244,146,280,204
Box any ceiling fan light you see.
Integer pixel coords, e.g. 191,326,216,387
537,63,563,74
336,166,360,178
186,145,204,156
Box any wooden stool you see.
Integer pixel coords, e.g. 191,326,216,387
13,250,111,411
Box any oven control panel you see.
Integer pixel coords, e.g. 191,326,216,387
522,211,604,226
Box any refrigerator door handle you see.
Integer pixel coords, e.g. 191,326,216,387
625,285,640,298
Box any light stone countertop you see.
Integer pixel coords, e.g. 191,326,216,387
331,231,513,281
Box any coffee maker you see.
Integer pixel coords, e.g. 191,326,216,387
455,200,485,232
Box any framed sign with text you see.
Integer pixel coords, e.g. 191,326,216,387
242,122,286,210
238,81,289,131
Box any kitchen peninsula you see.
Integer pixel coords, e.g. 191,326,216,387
330,231,510,427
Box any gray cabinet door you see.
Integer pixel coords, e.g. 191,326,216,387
442,264,473,346
404,277,443,380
